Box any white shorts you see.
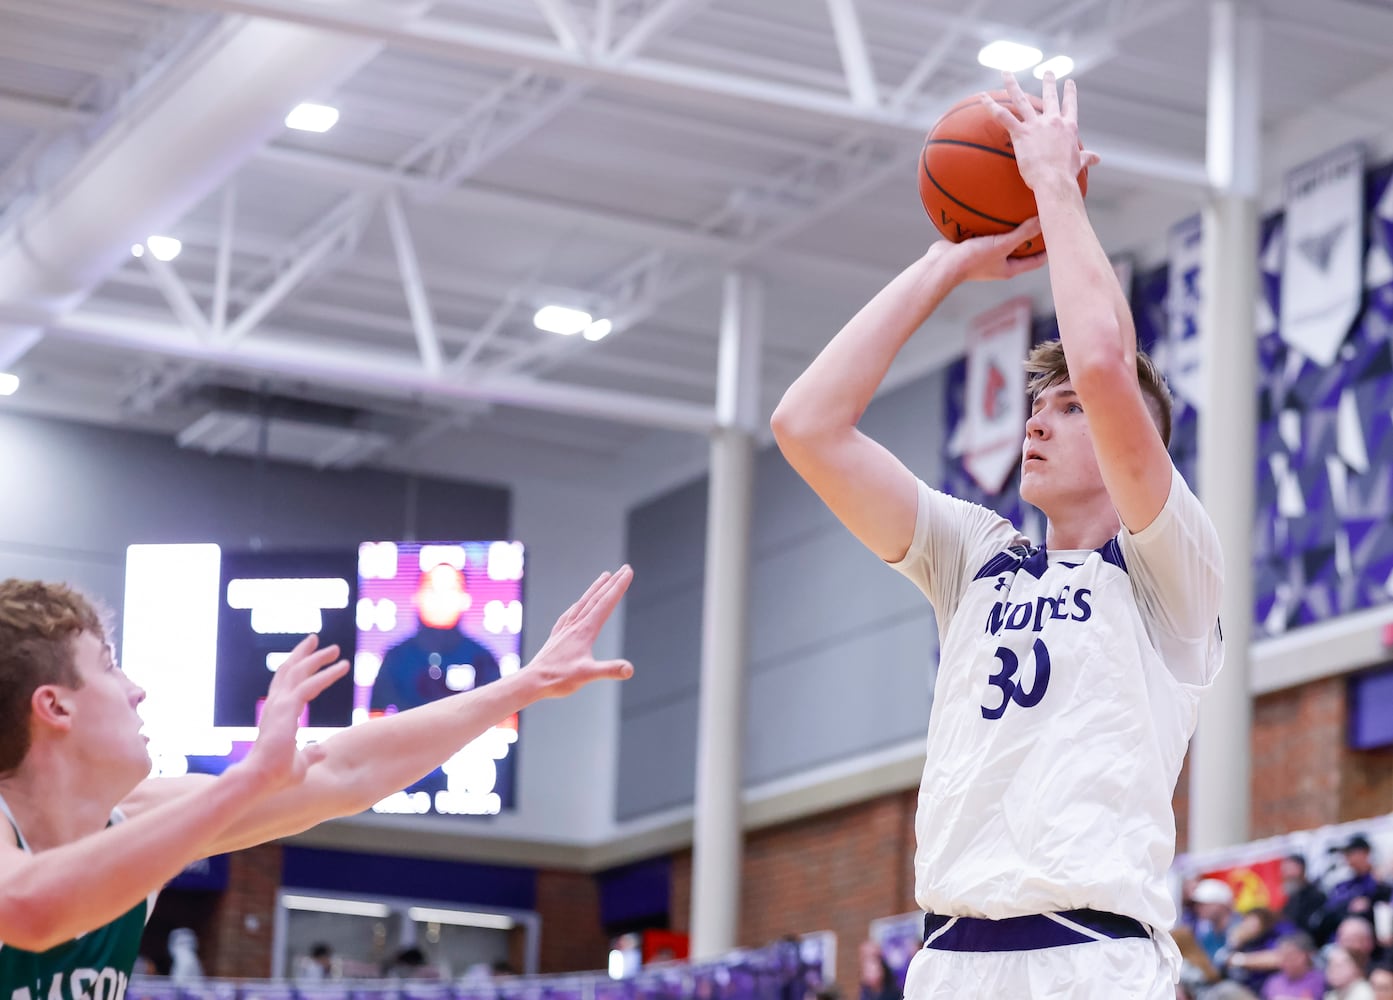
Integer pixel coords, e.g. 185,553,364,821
903,912,1175,1000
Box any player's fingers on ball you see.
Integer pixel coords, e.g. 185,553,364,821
1062,78,1079,121
1039,71,1060,115
1014,216,1043,238
978,92,1018,127
1001,71,1033,114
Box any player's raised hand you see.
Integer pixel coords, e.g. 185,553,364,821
980,71,1099,193
237,634,349,794
932,217,1048,282
527,566,635,699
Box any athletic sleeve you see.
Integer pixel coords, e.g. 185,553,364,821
1118,466,1224,641
888,478,1027,631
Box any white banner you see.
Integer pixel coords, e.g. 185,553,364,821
963,297,1030,495
1281,143,1365,366
1163,214,1205,413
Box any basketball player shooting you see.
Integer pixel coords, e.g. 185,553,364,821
772,71,1223,1000
0,567,633,999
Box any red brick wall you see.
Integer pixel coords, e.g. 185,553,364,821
208,843,284,978
534,869,610,974
1251,678,1346,837
672,792,919,998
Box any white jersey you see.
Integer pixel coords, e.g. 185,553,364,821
891,465,1223,939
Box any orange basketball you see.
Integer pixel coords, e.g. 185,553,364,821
918,91,1088,257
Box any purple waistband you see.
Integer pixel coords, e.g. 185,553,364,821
921,909,1150,953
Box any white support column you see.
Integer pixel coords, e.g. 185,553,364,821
690,271,761,960
1191,0,1260,852
383,191,444,374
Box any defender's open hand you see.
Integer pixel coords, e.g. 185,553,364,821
239,635,349,793
529,566,635,699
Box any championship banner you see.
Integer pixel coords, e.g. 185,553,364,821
1281,143,1365,366
1201,856,1287,913
962,297,1030,494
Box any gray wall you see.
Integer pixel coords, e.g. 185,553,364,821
617,370,947,820
0,411,509,621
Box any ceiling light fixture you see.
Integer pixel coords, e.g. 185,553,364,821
0,373,18,396
977,40,1043,73
1033,55,1075,79
285,103,340,133
145,236,182,262
582,318,613,342
533,305,593,336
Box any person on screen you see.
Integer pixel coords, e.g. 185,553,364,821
0,567,632,997
370,563,502,715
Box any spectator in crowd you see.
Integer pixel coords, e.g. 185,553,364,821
1285,856,1330,938
857,940,901,1000
1195,879,1240,962
1224,908,1286,994
167,928,204,984
1316,836,1388,944
1262,933,1325,1000
1331,917,1379,975
1323,945,1374,1000
296,942,338,983
1368,962,1393,1000
1174,926,1263,999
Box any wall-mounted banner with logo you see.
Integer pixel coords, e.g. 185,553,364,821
1281,143,1366,366
963,297,1031,495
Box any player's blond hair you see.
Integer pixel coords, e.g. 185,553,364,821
1024,339,1173,447
0,579,108,774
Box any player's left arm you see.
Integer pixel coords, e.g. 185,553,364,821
985,71,1170,532
120,567,634,855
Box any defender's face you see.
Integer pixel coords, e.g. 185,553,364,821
66,631,149,779
1019,381,1107,512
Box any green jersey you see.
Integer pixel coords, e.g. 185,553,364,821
0,796,148,1000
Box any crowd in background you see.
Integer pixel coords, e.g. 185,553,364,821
1175,835,1393,1000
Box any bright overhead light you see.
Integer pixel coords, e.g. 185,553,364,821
0,373,18,396
145,236,182,262
1033,55,1075,79
533,304,593,336
977,40,1043,72
285,102,339,133
406,906,514,929
582,318,613,342
281,894,390,918
130,243,144,258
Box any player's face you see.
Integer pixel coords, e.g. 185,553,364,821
66,631,149,781
1019,381,1108,512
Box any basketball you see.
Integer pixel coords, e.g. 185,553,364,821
918,91,1088,257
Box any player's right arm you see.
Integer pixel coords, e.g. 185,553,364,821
0,638,347,952
771,220,1046,562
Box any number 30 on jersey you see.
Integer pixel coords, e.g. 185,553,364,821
981,638,1051,720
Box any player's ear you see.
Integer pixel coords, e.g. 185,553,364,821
30,684,76,732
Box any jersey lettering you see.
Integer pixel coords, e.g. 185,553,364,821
984,586,1093,635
